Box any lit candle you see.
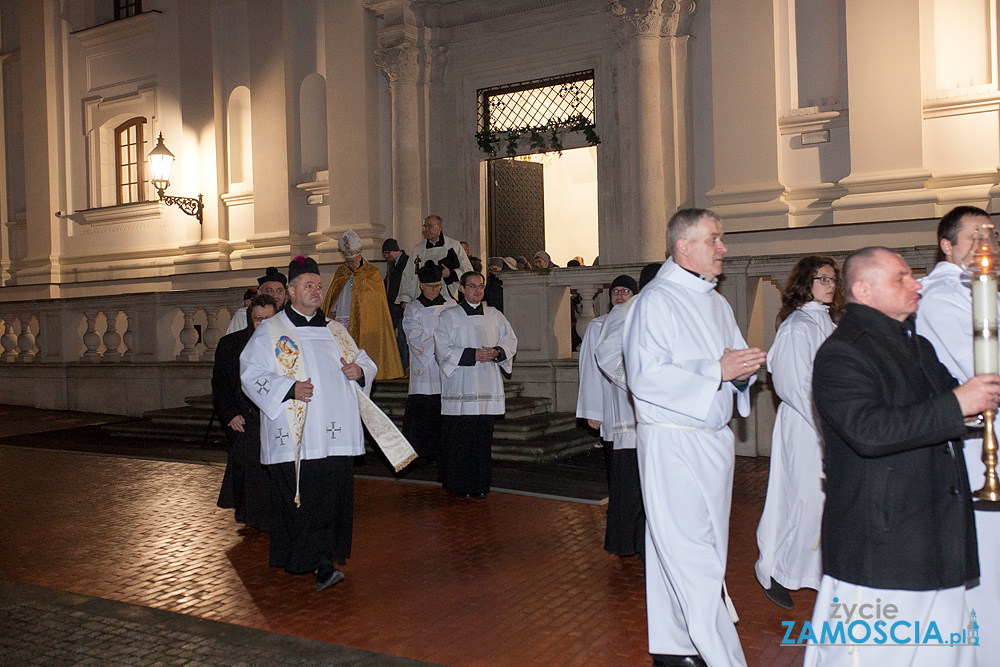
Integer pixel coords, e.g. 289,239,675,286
973,236,1000,375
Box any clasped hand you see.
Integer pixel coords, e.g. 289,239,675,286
720,347,767,382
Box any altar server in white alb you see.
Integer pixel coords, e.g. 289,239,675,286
576,283,617,499
624,208,765,667
583,274,644,558
916,205,1000,639
241,255,377,593
754,255,843,611
434,271,517,498
401,262,455,459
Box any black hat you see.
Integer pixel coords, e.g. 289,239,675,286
258,266,287,287
639,262,663,291
417,262,442,284
288,256,320,283
610,274,638,294
243,287,259,301
382,238,400,253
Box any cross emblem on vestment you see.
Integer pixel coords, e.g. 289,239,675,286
275,428,289,446
327,422,342,439
255,379,270,395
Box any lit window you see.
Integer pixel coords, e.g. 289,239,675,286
114,0,142,21
114,117,146,205
478,71,595,134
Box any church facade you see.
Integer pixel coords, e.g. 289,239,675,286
0,0,997,453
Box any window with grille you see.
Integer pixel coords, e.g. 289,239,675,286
477,70,598,156
114,0,142,21
115,117,146,205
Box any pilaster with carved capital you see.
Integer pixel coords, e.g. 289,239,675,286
661,0,697,37
609,0,664,44
375,45,420,85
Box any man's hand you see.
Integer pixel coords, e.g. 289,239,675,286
587,419,602,430
294,378,314,402
441,265,451,279
400,301,407,310
720,347,767,382
341,357,363,381
954,373,1000,417
228,415,246,432
475,346,495,363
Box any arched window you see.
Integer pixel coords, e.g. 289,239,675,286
114,117,146,205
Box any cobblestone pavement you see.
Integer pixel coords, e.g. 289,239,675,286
0,409,816,667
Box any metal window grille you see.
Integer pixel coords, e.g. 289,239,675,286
115,118,145,205
478,70,595,133
114,0,142,21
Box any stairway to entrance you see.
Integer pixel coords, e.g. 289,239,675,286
102,379,596,461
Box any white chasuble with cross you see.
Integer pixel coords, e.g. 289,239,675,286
240,310,376,466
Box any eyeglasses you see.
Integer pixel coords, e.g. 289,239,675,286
610,288,632,296
812,276,839,286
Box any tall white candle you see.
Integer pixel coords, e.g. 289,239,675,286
973,273,999,375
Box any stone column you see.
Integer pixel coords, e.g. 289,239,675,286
705,0,787,231
832,0,933,223
376,44,424,254
245,0,294,256
16,0,63,286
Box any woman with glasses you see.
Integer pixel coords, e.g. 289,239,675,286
755,255,844,611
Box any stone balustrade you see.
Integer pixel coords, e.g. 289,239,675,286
0,245,940,445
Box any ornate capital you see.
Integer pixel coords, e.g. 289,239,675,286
375,45,420,84
423,46,449,85
661,0,697,37
609,0,663,41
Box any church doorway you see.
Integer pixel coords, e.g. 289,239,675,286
486,146,598,267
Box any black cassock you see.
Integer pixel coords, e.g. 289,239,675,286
213,323,271,532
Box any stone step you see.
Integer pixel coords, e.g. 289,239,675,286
371,380,526,401
489,427,597,461
492,412,578,440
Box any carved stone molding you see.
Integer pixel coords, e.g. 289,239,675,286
609,0,663,41
424,46,449,85
660,0,696,37
375,45,420,84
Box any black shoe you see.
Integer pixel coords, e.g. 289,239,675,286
763,579,794,610
651,655,707,667
315,565,345,592
469,491,488,499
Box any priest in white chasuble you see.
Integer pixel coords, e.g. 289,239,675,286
241,255,377,592
433,271,517,498
624,209,765,667
397,214,473,305
401,262,455,459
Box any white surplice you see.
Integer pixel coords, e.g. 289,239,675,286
397,235,473,304
240,310,376,464
226,306,248,335
623,258,751,666
402,297,455,395
917,260,1000,640
594,302,637,450
755,301,834,593
434,303,517,416
576,315,615,442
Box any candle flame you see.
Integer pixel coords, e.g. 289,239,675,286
983,255,991,270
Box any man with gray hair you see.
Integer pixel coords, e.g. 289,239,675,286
624,208,765,667
805,246,998,667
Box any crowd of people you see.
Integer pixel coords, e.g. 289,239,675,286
210,206,997,666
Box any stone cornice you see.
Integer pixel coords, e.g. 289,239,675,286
409,0,586,29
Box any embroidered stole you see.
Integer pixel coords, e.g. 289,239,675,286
267,319,309,506
327,321,418,472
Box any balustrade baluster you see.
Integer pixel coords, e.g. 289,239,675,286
82,311,101,359
1,315,18,360
103,311,122,361
202,306,222,362
177,307,200,361
17,315,37,360
122,310,134,360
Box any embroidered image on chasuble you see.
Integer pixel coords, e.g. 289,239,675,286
322,261,404,380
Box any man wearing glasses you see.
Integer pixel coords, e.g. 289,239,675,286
396,215,473,306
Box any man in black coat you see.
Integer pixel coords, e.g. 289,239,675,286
805,246,999,666
214,293,278,531
382,238,408,369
